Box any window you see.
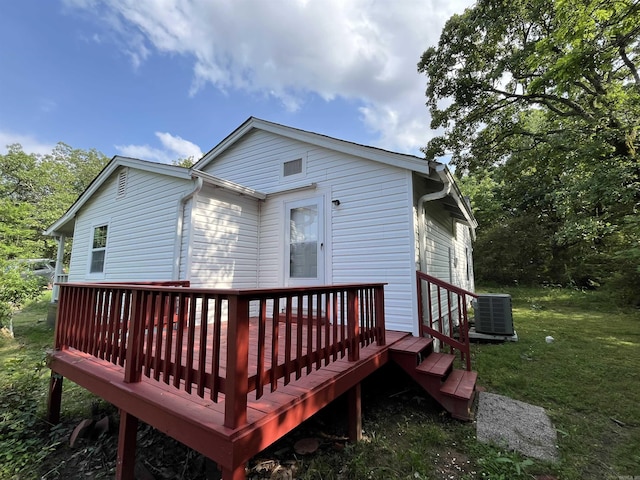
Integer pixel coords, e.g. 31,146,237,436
289,205,319,278
90,225,108,273
283,158,303,177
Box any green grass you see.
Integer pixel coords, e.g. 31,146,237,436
472,286,640,479
1,287,638,479
0,294,102,479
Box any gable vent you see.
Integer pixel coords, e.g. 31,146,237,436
116,169,128,199
283,158,303,177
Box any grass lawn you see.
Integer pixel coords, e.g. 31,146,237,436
471,286,640,479
0,286,638,479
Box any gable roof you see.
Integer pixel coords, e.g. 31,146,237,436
194,117,475,229
44,156,192,237
194,117,432,175
46,118,476,238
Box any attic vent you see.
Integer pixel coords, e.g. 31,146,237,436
283,158,303,177
116,169,128,199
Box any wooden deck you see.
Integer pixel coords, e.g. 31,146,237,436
47,282,402,480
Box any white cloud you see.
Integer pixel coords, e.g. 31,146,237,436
0,131,56,155
64,0,474,153
115,131,203,164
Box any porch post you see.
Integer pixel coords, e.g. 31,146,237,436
116,410,138,480
374,285,386,346
224,293,249,429
124,290,145,383
52,235,66,303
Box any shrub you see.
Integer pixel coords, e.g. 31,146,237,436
0,260,42,330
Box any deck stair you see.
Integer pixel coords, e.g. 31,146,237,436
390,336,477,420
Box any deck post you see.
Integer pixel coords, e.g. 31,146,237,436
347,289,360,362
221,464,247,480
224,293,250,429
124,289,145,383
116,409,138,480
46,372,63,424
347,382,362,442
374,285,386,346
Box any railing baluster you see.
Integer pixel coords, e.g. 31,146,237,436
284,296,293,386
162,293,175,384
305,294,313,374
210,295,222,402
270,296,280,392
173,293,187,388
256,297,266,399
184,294,197,394
153,292,166,381
295,294,303,380
197,295,209,398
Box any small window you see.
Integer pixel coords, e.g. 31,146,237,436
283,158,303,177
90,225,108,273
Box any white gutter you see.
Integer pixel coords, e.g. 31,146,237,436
172,177,204,279
417,164,451,273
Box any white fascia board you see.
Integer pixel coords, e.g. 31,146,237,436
190,169,266,199
194,117,431,175
44,156,192,236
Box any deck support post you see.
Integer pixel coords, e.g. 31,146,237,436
221,464,246,480
347,382,362,442
47,372,63,424
116,409,138,480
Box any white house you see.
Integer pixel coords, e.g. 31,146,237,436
45,117,476,334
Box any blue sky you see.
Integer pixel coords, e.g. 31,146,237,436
0,0,473,163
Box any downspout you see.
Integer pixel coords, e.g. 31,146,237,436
173,176,203,280
418,164,451,273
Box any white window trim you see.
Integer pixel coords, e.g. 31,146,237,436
87,222,110,279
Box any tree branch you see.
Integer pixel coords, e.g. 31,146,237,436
618,42,640,89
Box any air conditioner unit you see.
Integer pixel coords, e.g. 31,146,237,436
474,294,514,335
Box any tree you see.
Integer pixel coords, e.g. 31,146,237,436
0,143,109,260
419,0,640,295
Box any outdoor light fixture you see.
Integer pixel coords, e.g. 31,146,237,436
332,199,341,206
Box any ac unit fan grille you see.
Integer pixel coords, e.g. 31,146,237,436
475,294,514,335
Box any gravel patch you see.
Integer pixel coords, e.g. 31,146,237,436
476,392,559,462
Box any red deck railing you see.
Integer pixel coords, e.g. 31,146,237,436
416,271,476,371
54,282,386,429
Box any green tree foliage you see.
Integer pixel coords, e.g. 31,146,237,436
420,0,640,299
0,143,108,260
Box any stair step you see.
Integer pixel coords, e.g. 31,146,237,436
389,336,433,354
440,370,477,400
416,352,455,377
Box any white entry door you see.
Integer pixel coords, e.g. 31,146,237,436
285,197,325,286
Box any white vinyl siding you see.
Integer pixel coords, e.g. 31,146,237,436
423,206,455,282
68,167,192,282
188,185,259,289
203,131,417,332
